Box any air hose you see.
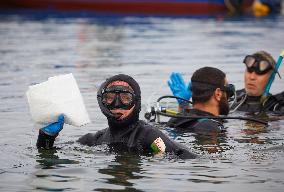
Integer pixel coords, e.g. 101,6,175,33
145,95,268,125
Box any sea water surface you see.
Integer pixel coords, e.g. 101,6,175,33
0,12,284,191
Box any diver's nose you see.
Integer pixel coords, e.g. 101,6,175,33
248,71,257,80
114,95,122,108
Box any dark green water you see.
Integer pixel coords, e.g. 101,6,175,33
0,12,284,191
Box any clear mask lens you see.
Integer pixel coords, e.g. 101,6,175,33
259,60,270,72
103,92,116,105
244,56,256,68
119,92,133,105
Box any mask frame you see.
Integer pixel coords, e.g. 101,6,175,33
101,85,136,110
243,55,273,75
220,84,235,101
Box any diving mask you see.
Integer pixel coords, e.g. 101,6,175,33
221,84,235,101
192,81,236,101
101,85,135,110
243,55,273,75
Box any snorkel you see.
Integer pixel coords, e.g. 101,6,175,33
261,50,284,103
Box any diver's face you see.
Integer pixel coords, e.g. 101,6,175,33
244,70,271,96
107,81,135,120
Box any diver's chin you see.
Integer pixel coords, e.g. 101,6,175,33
219,98,229,116
112,112,123,119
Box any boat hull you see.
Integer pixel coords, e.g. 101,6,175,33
0,0,254,16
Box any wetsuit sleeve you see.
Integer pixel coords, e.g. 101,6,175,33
77,130,105,146
167,109,195,129
167,117,195,130
262,92,284,114
192,119,224,133
36,129,57,149
271,91,284,114
142,125,196,159
167,117,179,127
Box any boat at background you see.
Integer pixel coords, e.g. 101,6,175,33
0,0,254,16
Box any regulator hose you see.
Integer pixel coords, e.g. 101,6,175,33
145,95,268,126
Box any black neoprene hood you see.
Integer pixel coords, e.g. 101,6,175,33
97,74,141,128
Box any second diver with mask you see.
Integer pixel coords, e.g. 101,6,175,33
167,67,235,133
231,51,284,115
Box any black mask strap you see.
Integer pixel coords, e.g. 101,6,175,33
192,81,235,101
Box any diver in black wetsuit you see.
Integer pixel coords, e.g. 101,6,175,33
167,67,233,133
231,51,284,115
37,74,196,159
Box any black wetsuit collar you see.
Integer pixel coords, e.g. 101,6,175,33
187,108,215,117
108,115,139,135
186,109,224,123
246,95,262,102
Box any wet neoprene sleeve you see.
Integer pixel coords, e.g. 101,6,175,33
142,124,197,158
77,121,196,159
36,130,57,149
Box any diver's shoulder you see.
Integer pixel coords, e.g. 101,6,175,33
136,120,165,135
271,91,284,101
192,118,224,132
167,117,180,127
137,120,155,129
265,91,284,114
77,128,109,146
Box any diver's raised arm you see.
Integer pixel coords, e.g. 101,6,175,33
167,72,192,111
36,114,65,149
